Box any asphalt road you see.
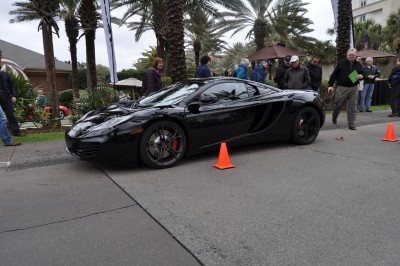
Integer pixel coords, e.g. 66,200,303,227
1,111,400,265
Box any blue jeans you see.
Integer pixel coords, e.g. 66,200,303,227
0,105,12,145
360,83,375,111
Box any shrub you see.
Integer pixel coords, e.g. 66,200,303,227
74,86,114,115
58,89,73,108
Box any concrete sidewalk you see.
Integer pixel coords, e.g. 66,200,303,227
1,109,399,172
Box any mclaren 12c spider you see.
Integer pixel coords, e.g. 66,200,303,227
65,77,325,168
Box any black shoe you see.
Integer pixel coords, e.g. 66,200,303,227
359,110,364,112
4,141,21,146
349,125,356,130
366,109,372,112
388,113,398,117
332,118,337,125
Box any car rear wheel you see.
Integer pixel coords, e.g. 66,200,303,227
139,121,187,169
59,110,65,120
292,107,321,145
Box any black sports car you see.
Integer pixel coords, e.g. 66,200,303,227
65,77,325,168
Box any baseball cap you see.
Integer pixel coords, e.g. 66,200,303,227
290,55,299,63
284,55,291,62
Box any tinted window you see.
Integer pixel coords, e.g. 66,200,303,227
201,82,249,103
139,82,200,106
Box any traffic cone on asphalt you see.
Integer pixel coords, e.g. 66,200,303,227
213,142,235,169
382,123,398,142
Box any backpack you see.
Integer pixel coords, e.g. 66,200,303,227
390,71,400,86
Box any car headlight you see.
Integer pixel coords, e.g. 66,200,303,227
78,114,136,139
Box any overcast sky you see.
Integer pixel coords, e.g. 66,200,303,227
0,0,335,71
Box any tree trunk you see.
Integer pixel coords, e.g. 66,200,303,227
254,18,267,51
41,22,60,127
65,17,80,100
85,30,97,92
336,0,353,62
167,0,186,83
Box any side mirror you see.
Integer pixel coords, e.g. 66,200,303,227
200,93,218,104
187,102,200,113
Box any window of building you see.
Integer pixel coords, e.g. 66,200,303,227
360,14,366,21
361,0,366,7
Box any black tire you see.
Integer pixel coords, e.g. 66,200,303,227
292,107,321,145
139,121,187,169
59,110,65,120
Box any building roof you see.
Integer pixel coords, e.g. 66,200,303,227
0,39,72,72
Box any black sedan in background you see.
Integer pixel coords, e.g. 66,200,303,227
65,77,325,168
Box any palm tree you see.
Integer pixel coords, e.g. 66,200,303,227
59,0,80,100
167,0,186,82
218,0,313,51
385,10,400,54
9,0,61,123
307,40,336,64
111,0,169,60
221,42,255,71
185,7,227,68
78,0,99,91
336,0,353,62
110,0,226,67
353,19,380,51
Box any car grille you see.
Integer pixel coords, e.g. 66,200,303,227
66,142,101,160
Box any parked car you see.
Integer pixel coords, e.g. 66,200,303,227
45,106,69,119
65,77,325,168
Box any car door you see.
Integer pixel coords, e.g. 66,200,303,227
184,82,257,150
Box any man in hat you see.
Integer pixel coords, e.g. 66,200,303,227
0,49,24,136
283,55,311,90
250,59,271,83
327,48,363,130
274,55,292,89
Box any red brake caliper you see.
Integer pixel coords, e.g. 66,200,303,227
171,139,178,151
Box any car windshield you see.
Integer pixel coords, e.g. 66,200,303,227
138,82,201,107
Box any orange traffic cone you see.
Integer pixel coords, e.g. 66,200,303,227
382,123,398,142
213,142,235,169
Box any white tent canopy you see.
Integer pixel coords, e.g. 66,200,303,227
111,77,142,87
1,58,29,80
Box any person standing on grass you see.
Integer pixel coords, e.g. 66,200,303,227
0,105,21,146
359,57,380,113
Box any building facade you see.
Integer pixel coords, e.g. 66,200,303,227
352,0,400,25
0,39,72,94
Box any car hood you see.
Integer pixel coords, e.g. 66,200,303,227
67,104,151,139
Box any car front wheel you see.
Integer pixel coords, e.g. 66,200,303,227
292,107,321,145
139,121,187,169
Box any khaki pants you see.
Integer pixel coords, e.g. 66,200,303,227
332,85,359,126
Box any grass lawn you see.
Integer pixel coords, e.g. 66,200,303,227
13,131,65,143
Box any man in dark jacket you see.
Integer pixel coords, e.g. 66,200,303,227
250,60,270,83
283,55,311,90
274,55,291,89
306,56,322,92
387,57,400,117
0,50,24,136
195,55,212,78
328,48,363,130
